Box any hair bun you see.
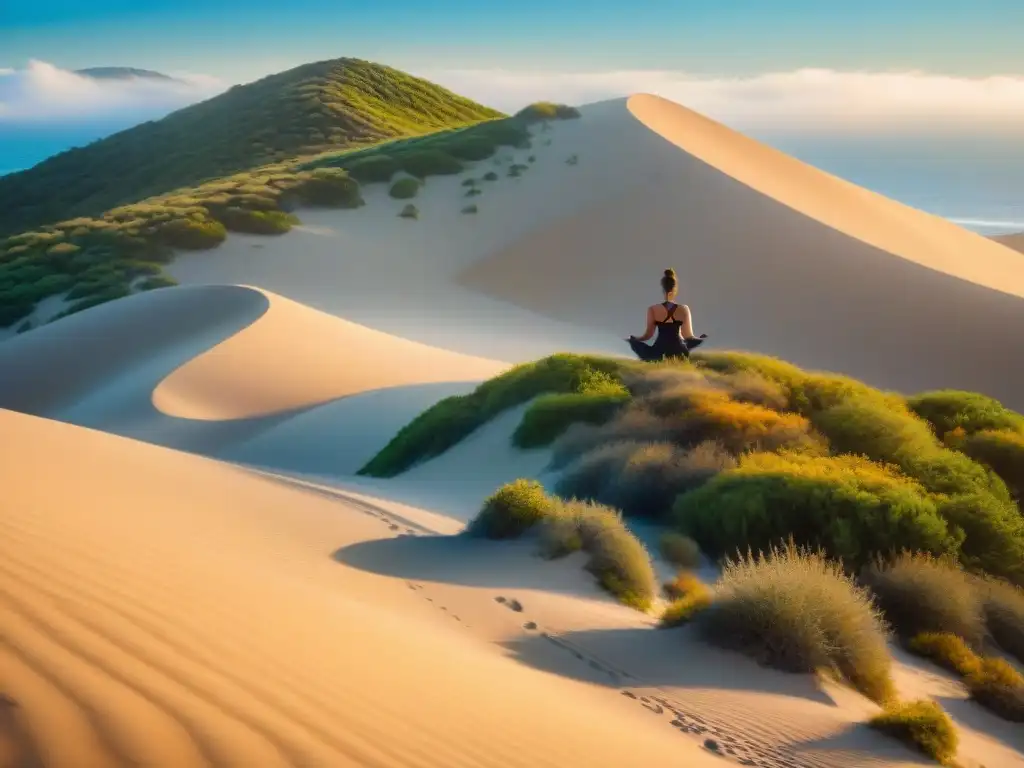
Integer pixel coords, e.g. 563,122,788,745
663,268,676,278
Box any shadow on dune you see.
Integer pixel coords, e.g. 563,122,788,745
934,693,1024,754
497,624,837,706
333,534,596,596
333,536,835,706
788,721,933,766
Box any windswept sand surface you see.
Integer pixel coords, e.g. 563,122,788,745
0,407,745,768
0,283,504,473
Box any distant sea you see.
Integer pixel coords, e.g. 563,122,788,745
2,125,1023,236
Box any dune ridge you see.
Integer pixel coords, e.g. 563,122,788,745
457,94,1024,408
0,283,506,471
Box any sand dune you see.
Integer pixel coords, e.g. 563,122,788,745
0,283,504,472
2,90,1023,767
994,232,1024,254
0,406,742,768
9,407,1018,767
457,95,1024,408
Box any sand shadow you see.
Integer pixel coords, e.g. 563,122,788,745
789,720,933,766
332,534,593,596
0,695,44,768
498,624,837,706
934,693,1024,754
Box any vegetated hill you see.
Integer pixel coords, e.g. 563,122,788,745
0,57,505,236
76,67,174,81
0,100,579,329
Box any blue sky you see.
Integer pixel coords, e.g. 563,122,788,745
4,0,1024,83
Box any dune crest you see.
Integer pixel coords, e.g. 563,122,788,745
626,94,1024,297
456,94,1024,407
152,286,505,421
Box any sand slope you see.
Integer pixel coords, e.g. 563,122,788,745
994,232,1024,254
0,406,744,768
9,407,1020,767
0,284,504,473
457,95,1024,408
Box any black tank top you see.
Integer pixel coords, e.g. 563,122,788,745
653,302,686,353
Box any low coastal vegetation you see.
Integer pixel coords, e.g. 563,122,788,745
0,74,581,328
373,350,1024,730
0,58,504,238
869,699,959,765
468,479,657,610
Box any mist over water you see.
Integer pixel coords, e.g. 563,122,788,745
2,124,1023,236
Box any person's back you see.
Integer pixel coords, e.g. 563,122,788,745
627,269,704,362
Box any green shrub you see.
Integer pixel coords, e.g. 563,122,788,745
647,389,823,455
513,387,629,448
695,542,894,703
460,178,477,187
936,493,1024,584
674,452,957,569
0,301,33,327
467,479,552,539
812,396,936,466
960,429,1024,500
661,579,713,627
217,207,297,234
908,390,1024,438
343,155,400,183
573,502,657,611
360,354,626,477
398,203,419,219
473,488,657,610
138,275,178,291
862,553,985,646
388,177,421,199
965,657,1024,722
515,102,582,122
868,699,958,765
400,149,463,177
906,632,980,676
461,204,478,214
659,532,702,569
979,577,1024,663
464,188,482,197
292,168,364,208
482,171,498,182
157,218,227,249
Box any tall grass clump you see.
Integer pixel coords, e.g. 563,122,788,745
978,577,1024,663
869,700,958,765
695,542,894,703
467,479,552,539
557,440,736,521
359,354,627,477
660,571,713,627
470,486,657,610
862,553,985,646
674,452,957,570
964,658,1024,722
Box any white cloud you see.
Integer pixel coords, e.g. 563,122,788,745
413,67,1024,133
0,60,225,122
